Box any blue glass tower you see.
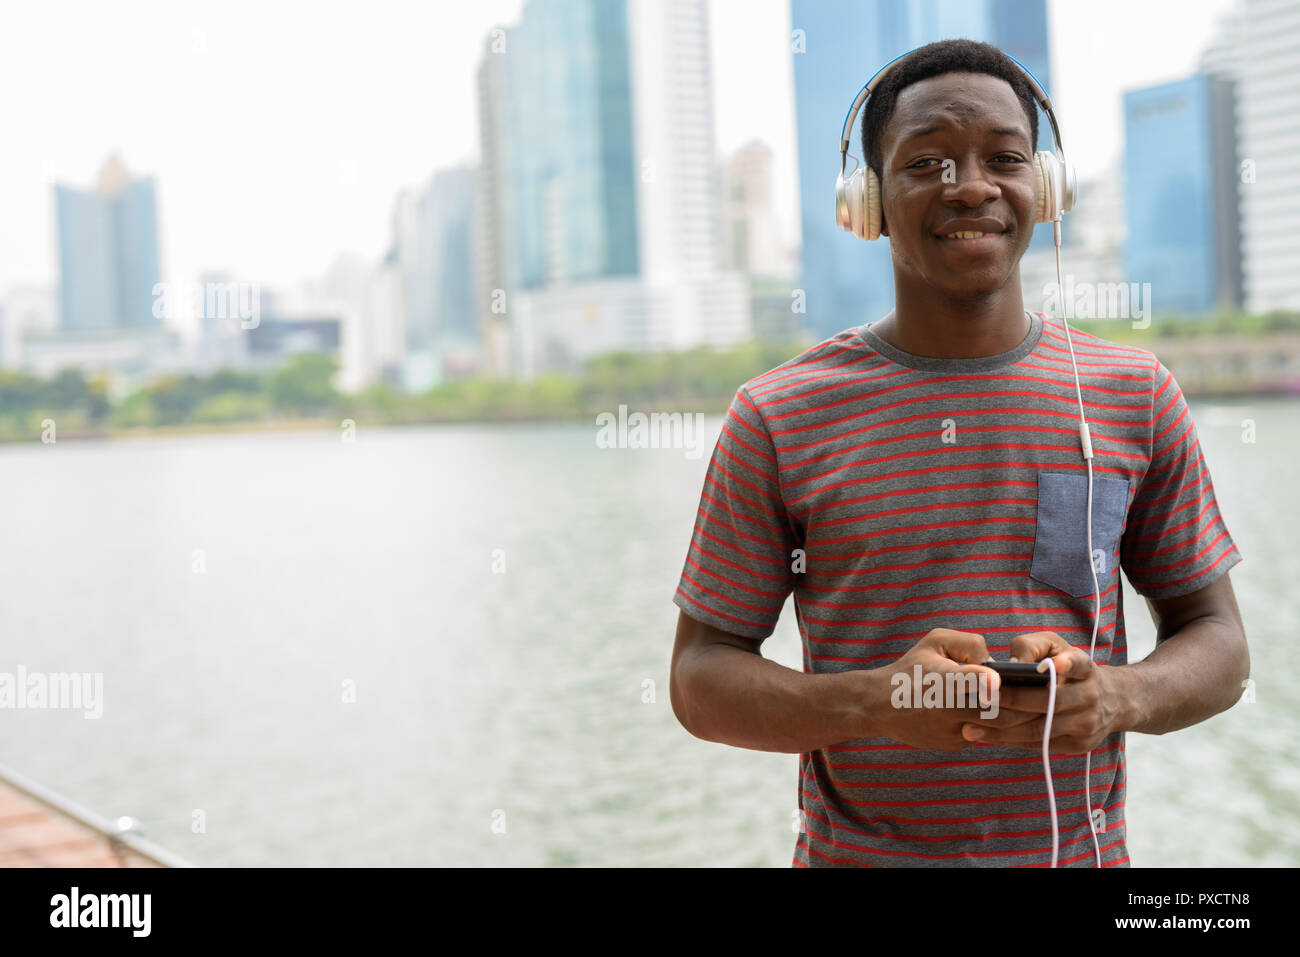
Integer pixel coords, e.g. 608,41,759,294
503,0,640,291
113,177,162,329
55,184,118,332
791,0,1055,339
1123,74,1240,316
55,160,162,331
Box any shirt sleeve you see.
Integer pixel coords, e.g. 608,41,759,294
672,385,800,641
1120,360,1242,599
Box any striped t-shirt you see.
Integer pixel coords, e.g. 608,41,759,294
672,311,1242,867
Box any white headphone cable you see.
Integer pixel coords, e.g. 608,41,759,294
1042,657,1059,868
1051,216,1105,869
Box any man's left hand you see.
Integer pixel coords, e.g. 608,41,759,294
960,631,1128,753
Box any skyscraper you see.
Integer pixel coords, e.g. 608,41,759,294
626,0,749,350
1199,0,1300,313
480,0,751,377
391,166,482,390
1123,74,1241,316
55,155,162,332
790,0,1055,338
476,28,514,377
504,0,640,291
720,140,790,279
364,247,406,388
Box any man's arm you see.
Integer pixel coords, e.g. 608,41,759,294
1112,571,1249,735
969,573,1251,750
669,610,1002,753
669,610,879,753
1106,360,1248,736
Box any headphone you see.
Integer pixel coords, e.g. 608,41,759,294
834,49,1077,240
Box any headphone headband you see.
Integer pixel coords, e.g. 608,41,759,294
838,48,1069,177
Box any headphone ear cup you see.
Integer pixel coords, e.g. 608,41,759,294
844,168,865,239
1031,152,1052,223
1031,151,1078,223
864,168,882,240
835,171,852,232
834,166,885,241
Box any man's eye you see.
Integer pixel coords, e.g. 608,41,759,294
909,159,939,169
994,155,1025,164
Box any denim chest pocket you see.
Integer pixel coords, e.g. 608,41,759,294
1029,472,1131,598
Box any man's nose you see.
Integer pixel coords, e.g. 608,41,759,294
941,156,1001,205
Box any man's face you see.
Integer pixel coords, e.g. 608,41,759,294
876,72,1038,301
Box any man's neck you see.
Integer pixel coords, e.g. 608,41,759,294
870,286,1030,359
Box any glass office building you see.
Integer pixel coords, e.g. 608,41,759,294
1199,0,1299,314
55,160,162,332
503,0,640,292
1123,74,1241,316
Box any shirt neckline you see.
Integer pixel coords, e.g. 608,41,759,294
856,310,1043,373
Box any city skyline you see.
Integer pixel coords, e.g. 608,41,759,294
1,0,1238,310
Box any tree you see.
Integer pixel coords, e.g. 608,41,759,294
47,368,90,409
267,353,340,416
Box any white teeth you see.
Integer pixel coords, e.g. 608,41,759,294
946,231,986,239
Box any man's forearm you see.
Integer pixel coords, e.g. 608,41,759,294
1113,615,1250,735
672,643,886,753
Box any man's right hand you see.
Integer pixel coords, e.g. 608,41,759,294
866,628,1001,751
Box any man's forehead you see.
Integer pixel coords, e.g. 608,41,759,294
890,74,1029,142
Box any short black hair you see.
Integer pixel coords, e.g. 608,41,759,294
860,39,1040,181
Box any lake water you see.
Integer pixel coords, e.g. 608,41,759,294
0,398,1296,866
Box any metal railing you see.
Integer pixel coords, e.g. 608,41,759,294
0,761,194,868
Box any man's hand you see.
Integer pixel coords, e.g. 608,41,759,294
875,628,1002,752
961,631,1128,753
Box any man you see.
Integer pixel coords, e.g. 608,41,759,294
668,39,1248,867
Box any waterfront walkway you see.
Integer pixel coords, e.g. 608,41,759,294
0,765,189,868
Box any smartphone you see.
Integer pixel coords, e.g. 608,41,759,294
980,660,1050,687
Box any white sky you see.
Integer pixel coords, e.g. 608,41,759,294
0,0,1238,298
